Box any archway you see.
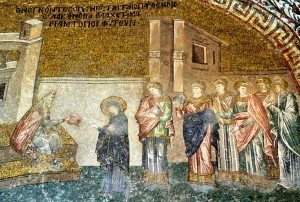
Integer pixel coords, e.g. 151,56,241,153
198,0,300,92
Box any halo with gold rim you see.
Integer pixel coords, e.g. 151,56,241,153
100,96,127,115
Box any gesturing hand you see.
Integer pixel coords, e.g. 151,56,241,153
147,113,157,119
231,126,240,133
89,123,99,129
107,125,115,131
271,106,281,113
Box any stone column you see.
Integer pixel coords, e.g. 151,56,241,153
173,19,185,92
149,20,173,91
149,20,162,83
16,19,43,120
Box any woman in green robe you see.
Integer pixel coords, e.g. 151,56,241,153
268,78,300,189
135,82,175,184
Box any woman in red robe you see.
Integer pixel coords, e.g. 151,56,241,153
175,81,219,185
231,81,275,180
135,82,175,184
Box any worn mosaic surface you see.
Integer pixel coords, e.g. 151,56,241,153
0,0,300,201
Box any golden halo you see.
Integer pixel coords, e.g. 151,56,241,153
100,96,127,115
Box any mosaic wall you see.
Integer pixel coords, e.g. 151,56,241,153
0,0,300,201
0,0,291,77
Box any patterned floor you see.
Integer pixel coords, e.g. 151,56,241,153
0,164,299,201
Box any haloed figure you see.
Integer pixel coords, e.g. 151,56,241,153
231,81,275,177
95,96,129,194
211,79,238,173
10,90,70,165
135,82,174,184
268,78,300,189
175,81,219,186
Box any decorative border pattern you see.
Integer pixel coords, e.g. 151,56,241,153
200,0,300,90
252,0,300,33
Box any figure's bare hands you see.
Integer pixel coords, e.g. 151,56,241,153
269,105,281,113
264,101,271,108
147,113,157,119
152,106,161,116
173,101,181,108
107,125,115,131
186,103,196,113
231,126,240,133
64,116,70,122
274,107,281,113
90,123,99,129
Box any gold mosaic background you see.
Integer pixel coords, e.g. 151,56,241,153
0,0,287,77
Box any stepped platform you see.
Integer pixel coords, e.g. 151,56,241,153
0,123,81,189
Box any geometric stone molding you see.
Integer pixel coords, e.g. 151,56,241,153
201,0,300,91
149,50,167,59
173,51,189,64
149,50,170,66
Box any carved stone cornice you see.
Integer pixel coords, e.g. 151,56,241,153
149,51,168,59
173,51,189,63
149,50,170,65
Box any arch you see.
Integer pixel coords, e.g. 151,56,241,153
198,0,300,92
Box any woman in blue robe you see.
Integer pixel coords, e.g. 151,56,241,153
95,96,129,194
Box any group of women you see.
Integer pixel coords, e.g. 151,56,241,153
95,77,300,195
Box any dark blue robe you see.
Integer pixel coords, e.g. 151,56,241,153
95,112,129,193
183,109,219,157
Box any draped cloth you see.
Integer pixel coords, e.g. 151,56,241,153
10,91,79,156
177,96,219,185
96,112,129,172
96,112,129,193
183,109,219,157
269,92,300,157
135,95,174,184
212,92,239,172
268,92,300,188
10,110,43,154
135,96,174,142
234,95,274,160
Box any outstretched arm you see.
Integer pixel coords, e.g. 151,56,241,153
41,118,66,127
